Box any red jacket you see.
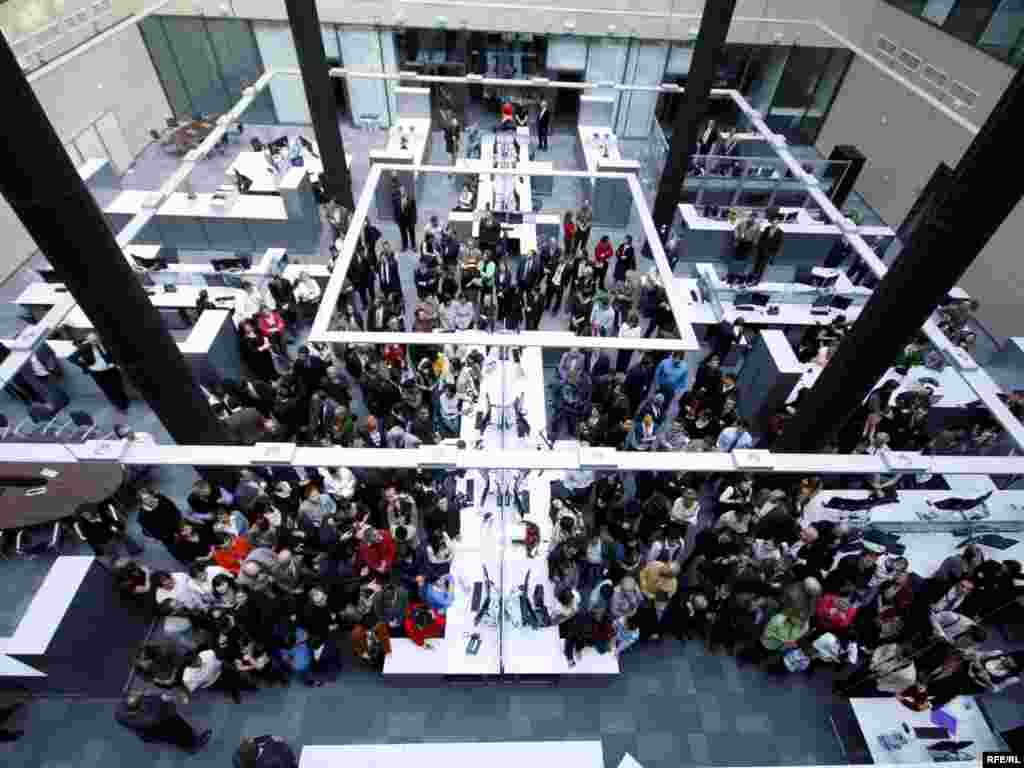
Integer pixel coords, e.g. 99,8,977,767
258,311,286,337
404,603,446,646
212,536,253,574
816,593,859,632
564,222,576,242
594,240,613,266
358,531,396,574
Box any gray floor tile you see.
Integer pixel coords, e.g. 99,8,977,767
698,707,725,734
735,713,773,735
635,731,678,764
599,708,636,735
686,732,711,764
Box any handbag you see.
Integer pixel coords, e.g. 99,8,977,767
783,647,811,672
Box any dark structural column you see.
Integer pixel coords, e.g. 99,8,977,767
0,36,231,448
284,0,354,210
652,0,738,230
777,64,1024,452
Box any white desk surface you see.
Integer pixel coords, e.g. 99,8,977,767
679,203,887,236
123,244,163,263
803,488,1024,527
698,262,871,298
0,556,94,657
378,118,431,164
105,190,152,215
156,191,289,221
227,145,340,193
299,741,604,768
848,696,1002,764
881,365,979,410
578,124,623,174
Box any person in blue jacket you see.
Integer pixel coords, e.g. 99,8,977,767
655,351,689,404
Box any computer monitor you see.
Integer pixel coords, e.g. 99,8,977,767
751,292,770,307
233,252,253,269
831,296,853,311
212,258,245,272
234,171,253,194
818,273,840,290
734,292,756,308
270,136,289,151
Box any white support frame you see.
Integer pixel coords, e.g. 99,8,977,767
1,67,1021,476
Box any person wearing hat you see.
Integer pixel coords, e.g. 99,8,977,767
69,332,130,411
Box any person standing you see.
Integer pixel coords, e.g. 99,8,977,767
69,333,130,411
750,209,784,283
377,243,403,301
397,187,418,253
733,211,760,262
612,235,636,286
616,312,643,373
115,693,211,753
563,211,576,256
593,235,613,288
575,201,593,254
444,117,462,168
536,100,550,151
517,248,543,294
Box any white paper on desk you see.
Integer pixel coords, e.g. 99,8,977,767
40,468,59,479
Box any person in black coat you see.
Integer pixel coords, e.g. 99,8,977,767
292,346,327,394
347,244,376,311
536,99,550,151
268,276,297,327
397,188,417,253
237,377,276,416
115,693,211,753
517,249,544,294
377,248,403,300
137,490,183,549
749,213,784,284
624,357,654,414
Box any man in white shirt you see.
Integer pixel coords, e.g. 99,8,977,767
182,650,222,697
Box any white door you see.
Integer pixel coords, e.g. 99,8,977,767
95,112,133,174
73,125,107,163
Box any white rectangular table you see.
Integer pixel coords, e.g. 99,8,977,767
845,696,1003,764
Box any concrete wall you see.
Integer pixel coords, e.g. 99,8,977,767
815,1,1018,342
0,24,170,286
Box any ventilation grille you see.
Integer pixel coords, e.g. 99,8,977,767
949,80,979,109
898,48,923,72
921,63,948,90
873,33,979,111
877,35,899,58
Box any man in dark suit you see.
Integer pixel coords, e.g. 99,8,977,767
357,414,386,448
292,346,327,393
115,693,211,753
517,248,543,293
347,244,376,311
536,99,550,151
750,210,784,284
377,247,403,300
397,187,417,253
366,297,392,333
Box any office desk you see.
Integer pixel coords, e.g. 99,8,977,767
675,277,865,328
832,696,1003,764
227,145,349,194
676,203,895,270
697,262,872,300
0,462,124,530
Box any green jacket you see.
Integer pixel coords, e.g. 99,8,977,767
761,613,809,651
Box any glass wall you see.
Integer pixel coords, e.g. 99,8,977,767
883,0,1024,66
139,16,276,123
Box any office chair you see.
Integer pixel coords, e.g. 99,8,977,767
0,414,9,440
67,411,98,441
250,137,264,152
27,402,67,436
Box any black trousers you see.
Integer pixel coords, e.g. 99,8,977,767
538,129,549,150
616,349,633,373
91,368,130,410
546,284,565,314
144,714,201,750
399,220,416,251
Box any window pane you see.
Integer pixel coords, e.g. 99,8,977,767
139,17,192,120
254,21,312,124
942,0,1000,44
978,0,1024,59
921,0,958,25
164,17,231,117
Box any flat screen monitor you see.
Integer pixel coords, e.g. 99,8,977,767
831,296,853,311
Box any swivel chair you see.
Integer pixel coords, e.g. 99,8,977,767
66,411,98,441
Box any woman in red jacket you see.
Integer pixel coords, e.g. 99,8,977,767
257,308,288,357
593,235,614,289
563,211,577,256
404,603,446,647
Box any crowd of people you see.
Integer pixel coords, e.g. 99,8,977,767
329,201,677,340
